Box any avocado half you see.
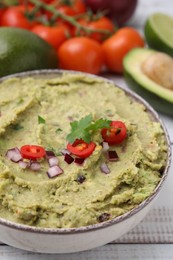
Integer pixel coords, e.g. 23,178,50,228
123,48,173,116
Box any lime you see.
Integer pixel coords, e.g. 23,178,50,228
144,13,173,57
0,27,58,77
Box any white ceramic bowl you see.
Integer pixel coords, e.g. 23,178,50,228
0,70,171,254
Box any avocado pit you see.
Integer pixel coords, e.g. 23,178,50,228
141,52,173,90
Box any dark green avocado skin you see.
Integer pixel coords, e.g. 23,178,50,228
124,71,173,116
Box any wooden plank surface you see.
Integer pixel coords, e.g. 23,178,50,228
1,244,173,260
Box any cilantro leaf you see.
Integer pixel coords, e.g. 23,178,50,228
87,118,111,132
66,114,111,144
66,114,92,143
38,115,46,124
55,128,62,133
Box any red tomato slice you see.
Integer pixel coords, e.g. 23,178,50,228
101,121,127,145
67,139,96,158
20,145,46,160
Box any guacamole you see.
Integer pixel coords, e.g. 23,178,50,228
0,73,167,228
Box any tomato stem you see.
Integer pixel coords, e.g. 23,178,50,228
1,0,18,7
27,0,113,36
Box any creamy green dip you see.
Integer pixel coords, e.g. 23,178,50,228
0,73,167,228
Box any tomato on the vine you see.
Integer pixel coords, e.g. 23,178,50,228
31,24,69,49
0,7,6,19
46,0,86,15
56,5,76,27
73,16,115,42
20,145,46,160
102,27,145,73
101,121,127,145
71,0,87,15
57,5,76,16
43,1,80,21
0,5,37,29
42,0,54,3
43,3,76,29
58,36,104,74
67,139,96,158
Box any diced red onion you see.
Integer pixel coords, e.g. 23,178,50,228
48,156,58,167
64,153,74,164
102,142,109,152
121,142,127,153
74,157,85,165
67,116,73,122
100,162,110,174
108,150,119,161
30,161,41,171
61,148,71,155
47,165,63,178
6,147,22,163
45,150,55,159
18,160,28,169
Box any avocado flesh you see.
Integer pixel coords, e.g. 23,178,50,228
123,48,173,116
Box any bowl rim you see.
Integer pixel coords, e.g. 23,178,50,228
0,69,171,234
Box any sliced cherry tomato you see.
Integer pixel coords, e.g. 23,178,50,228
101,121,127,145
67,139,96,158
58,36,104,74
31,24,69,49
20,145,46,160
102,27,145,73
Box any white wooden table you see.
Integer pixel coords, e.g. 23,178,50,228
0,0,173,259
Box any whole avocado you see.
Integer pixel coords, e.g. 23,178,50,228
0,27,58,77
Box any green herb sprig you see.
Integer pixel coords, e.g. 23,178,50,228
66,114,111,144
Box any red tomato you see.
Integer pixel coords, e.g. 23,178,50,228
56,5,76,27
19,0,52,4
73,16,115,42
57,5,76,16
42,0,54,2
45,4,75,21
72,0,87,15
102,27,145,73
31,24,69,49
67,139,96,158
17,0,34,6
58,37,104,74
1,5,36,29
20,145,46,160
0,7,6,19
45,0,86,16
101,121,127,145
